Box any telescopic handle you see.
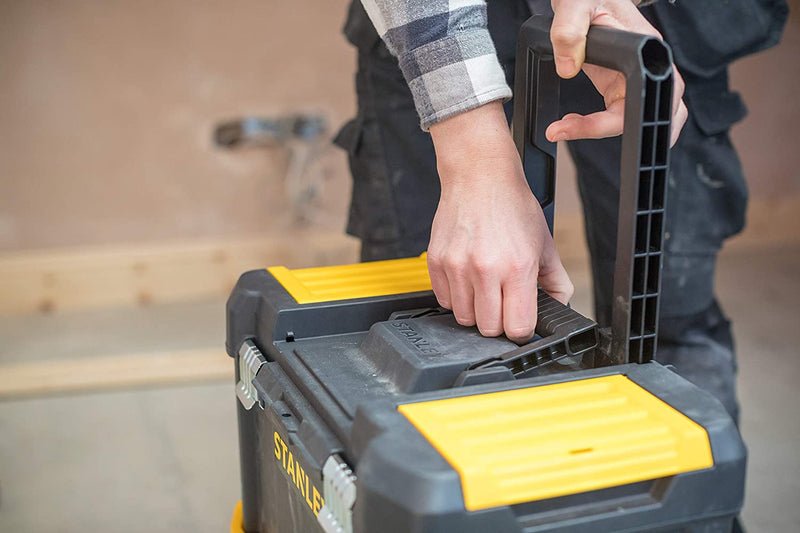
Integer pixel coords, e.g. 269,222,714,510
512,15,675,365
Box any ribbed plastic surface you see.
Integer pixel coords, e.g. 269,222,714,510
624,68,673,364
398,374,713,511
268,255,432,304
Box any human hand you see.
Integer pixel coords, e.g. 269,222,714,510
544,0,688,146
428,102,573,344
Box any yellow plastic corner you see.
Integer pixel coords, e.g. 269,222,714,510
268,254,432,304
230,500,244,533
398,374,713,511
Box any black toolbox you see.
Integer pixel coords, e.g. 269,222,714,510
228,16,746,533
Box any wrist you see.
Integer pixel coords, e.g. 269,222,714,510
429,102,521,188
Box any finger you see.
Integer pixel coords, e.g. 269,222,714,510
670,69,688,146
473,270,503,337
598,0,663,38
445,260,476,327
427,252,452,309
587,65,626,107
546,101,625,142
671,101,688,147
538,245,573,304
502,272,538,344
550,0,593,78
598,1,688,146
672,69,686,117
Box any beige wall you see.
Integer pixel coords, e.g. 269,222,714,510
730,3,800,199
0,0,356,251
1,0,798,252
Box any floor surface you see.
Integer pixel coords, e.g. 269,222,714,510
0,246,798,532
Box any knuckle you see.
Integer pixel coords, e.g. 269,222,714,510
508,259,533,278
551,26,585,48
472,257,501,279
427,252,444,270
442,255,465,277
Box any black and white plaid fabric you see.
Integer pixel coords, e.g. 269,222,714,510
361,0,512,129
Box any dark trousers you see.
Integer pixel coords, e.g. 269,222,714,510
335,0,748,423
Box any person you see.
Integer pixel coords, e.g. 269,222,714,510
335,0,787,428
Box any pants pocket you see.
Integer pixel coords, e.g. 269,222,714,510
647,0,788,77
334,117,402,243
665,74,749,257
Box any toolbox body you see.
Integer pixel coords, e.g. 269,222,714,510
228,270,745,532
228,16,747,533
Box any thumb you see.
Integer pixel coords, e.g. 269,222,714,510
550,0,593,79
538,243,574,304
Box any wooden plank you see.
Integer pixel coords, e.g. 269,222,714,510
0,196,796,316
0,350,233,399
0,230,359,315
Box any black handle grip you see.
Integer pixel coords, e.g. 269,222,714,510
512,15,675,365
473,290,597,379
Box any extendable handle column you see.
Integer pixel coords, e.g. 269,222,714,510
513,15,675,365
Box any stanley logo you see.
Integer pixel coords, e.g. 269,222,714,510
273,431,325,516
392,321,441,356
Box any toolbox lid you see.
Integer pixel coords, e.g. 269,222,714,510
398,374,713,511
268,255,431,304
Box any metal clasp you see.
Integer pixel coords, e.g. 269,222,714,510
317,454,357,533
235,340,266,410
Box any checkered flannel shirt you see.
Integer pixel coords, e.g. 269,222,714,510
360,0,512,130
360,0,655,130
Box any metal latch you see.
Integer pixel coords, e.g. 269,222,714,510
317,455,357,533
235,340,266,410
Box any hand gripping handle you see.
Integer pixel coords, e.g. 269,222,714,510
512,15,675,365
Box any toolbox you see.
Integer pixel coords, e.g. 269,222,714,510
227,16,746,533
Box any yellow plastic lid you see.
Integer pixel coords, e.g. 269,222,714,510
230,500,243,533
398,374,713,511
268,255,432,304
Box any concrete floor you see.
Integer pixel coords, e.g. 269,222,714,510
0,246,798,532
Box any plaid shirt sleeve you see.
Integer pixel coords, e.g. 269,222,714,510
360,0,512,130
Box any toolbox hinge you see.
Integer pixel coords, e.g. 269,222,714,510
235,340,266,410
317,454,357,533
